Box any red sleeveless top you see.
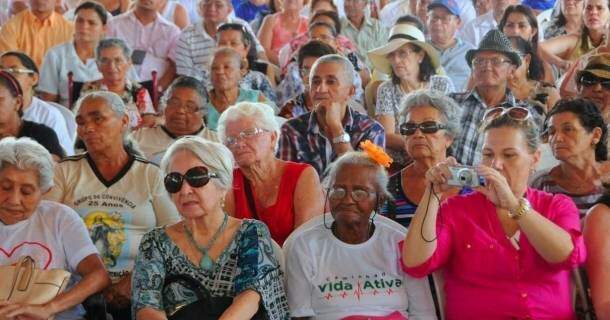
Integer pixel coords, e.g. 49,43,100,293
232,161,309,245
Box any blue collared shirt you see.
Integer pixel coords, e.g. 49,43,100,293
432,38,475,92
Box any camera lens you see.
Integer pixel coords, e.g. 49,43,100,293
458,169,473,185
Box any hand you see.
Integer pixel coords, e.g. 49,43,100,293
0,301,54,320
103,273,132,309
473,165,520,210
319,101,344,133
425,157,458,194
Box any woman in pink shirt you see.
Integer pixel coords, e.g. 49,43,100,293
401,106,585,319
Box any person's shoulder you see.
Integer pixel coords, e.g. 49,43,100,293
21,120,55,135
60,152,88,163
132,126,162,140
529,167,553,189
37,199,82,222
283,214,327,249
282,112,311,131
155,13,180,31
374,214,407,235
45,42,72,56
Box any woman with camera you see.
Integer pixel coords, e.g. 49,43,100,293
401,106,585,319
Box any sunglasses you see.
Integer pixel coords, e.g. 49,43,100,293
483,106,531,122
164,166,218,193
579,74,610,90
399,121,447,136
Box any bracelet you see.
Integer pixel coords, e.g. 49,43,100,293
508,197,531,220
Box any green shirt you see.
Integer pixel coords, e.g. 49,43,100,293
340,16,389,70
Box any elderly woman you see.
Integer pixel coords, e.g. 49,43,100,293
133,76,217,164
402,106,585,318
284,149,436,319
45,91,180,320
206,47,272,132
531,98,607,218
0,51,74,155
0,137,110,320
257,0,308,65
80,38,156,129
382,90,462,227
0,71,65,159
218,102,324,245
132,136,290,319
584,190,610,319
368,24,444,169
38,1,107,107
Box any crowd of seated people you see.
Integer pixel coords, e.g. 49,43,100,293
5,0,610,318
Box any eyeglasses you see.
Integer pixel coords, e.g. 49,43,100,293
98,57,127,67
164,166,218,193
328,187,375,202
0,68,35,75
387,47,418,60
399,121,447,136
579,74,610,90
471,57,511,68
483,106,532,122
165,98,201,113
224,127,269,147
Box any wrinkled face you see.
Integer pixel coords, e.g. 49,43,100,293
29,0,54,14
164,87,204,135
310,62,354,111
299,56,318,90
210,53,242,91
0,85,23,139
481,126,539,195
584,0,610,30
402,105,453,160
547,111,601,161
74,8,106,43
0,55,37,94
562,0,584,16
200,0,232,24
502,12,536,41
329,164,378,227
97,46,131,84
217,29,250,59
474,0,493,15
471,51,515,88
387,43,425,81
427,7,461,44
0,165,42,225
76,97,128,153
224,117,275,167
344,0,366,20
580,77,610,116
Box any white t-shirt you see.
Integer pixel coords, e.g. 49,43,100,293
132,125,218,164
23,97,74,155
284,214,437,320
45,153,181,281
0,200,99,320
38,42,102,107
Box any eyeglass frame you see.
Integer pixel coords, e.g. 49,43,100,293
0,68,35,75
164,166,219,194
471,56,513,68
224,127,270,147
328,186,376,202
399,121,448,136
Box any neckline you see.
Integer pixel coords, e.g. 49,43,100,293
326,214,381,248
85,152,136,188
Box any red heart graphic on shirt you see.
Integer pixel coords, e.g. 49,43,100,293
0,242,53,269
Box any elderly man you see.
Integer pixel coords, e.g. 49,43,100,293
174,0,264,82
340,0,387,70
278,54,385,175
427,0,474,91
576,53,610,122
0,0,73,67
458,0,520,47
107,0,180,90
451,29,541,166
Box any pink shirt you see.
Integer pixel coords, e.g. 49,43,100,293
401,188,585,320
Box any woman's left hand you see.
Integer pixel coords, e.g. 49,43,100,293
474,165,520,211
0,301,54,320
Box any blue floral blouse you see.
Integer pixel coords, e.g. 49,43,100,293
132,219,289,319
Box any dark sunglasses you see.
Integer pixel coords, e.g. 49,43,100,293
399,121,447,136
579,74,610,90
164,166,218,193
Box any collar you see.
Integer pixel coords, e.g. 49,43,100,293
160,125,205,139
343,16,373,30
25,10,59,27
307,105,355,135
196,19,215,40
128,10,165,27
431,37,462,52
466,87,516,107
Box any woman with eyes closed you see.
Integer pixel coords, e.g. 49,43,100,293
530,98,608,219
381,90,462,228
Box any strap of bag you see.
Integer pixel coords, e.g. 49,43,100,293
8,256,36,299
242,178,260,220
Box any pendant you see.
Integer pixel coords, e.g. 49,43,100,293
199,253,214,271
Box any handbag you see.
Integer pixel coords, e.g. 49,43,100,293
164,274,266,320
0,256,71,320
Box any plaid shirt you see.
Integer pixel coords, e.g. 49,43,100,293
277,107,385,176
450,89,542,166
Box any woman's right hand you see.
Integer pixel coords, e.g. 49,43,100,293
425,157,458,194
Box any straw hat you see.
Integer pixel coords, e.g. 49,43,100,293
576,53,610,81
368,24,441,75
465,29,522,68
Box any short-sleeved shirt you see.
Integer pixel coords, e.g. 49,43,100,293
23,97,74,155
0,10,74,67
45,152,180,281
132,125,218,164
205,88,273,131
0,200,98,320
432,38,475,91
457,11,497,48
132,220,290,319
106,11,181,81
19,120,66,158
38,42,102,107
277,107,386,176
283,214,437,319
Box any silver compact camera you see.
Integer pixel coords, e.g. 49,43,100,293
447,166,485,188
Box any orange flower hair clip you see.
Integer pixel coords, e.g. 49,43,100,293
359,140,393,168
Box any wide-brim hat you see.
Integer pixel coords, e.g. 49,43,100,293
368,24,441,75
465,29,522,68
576,53,610,81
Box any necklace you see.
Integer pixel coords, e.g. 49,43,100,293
183,213,228,271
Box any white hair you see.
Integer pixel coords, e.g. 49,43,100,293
217,102,280,149
323,151,392,200
161,136,234,190
0,137,54,192
310,54,355,87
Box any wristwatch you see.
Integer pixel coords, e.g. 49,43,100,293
508,197,531,220
332,132,351,144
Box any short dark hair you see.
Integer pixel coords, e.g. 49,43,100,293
508,36,544,81
310,10,342,34
217,23,257,70
75,1,109,25
297,40,337,68
390,44,435,84
308,21,337,37
1,51,38,75
160,76,207,113
545,98,608,161
396,14,426,33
